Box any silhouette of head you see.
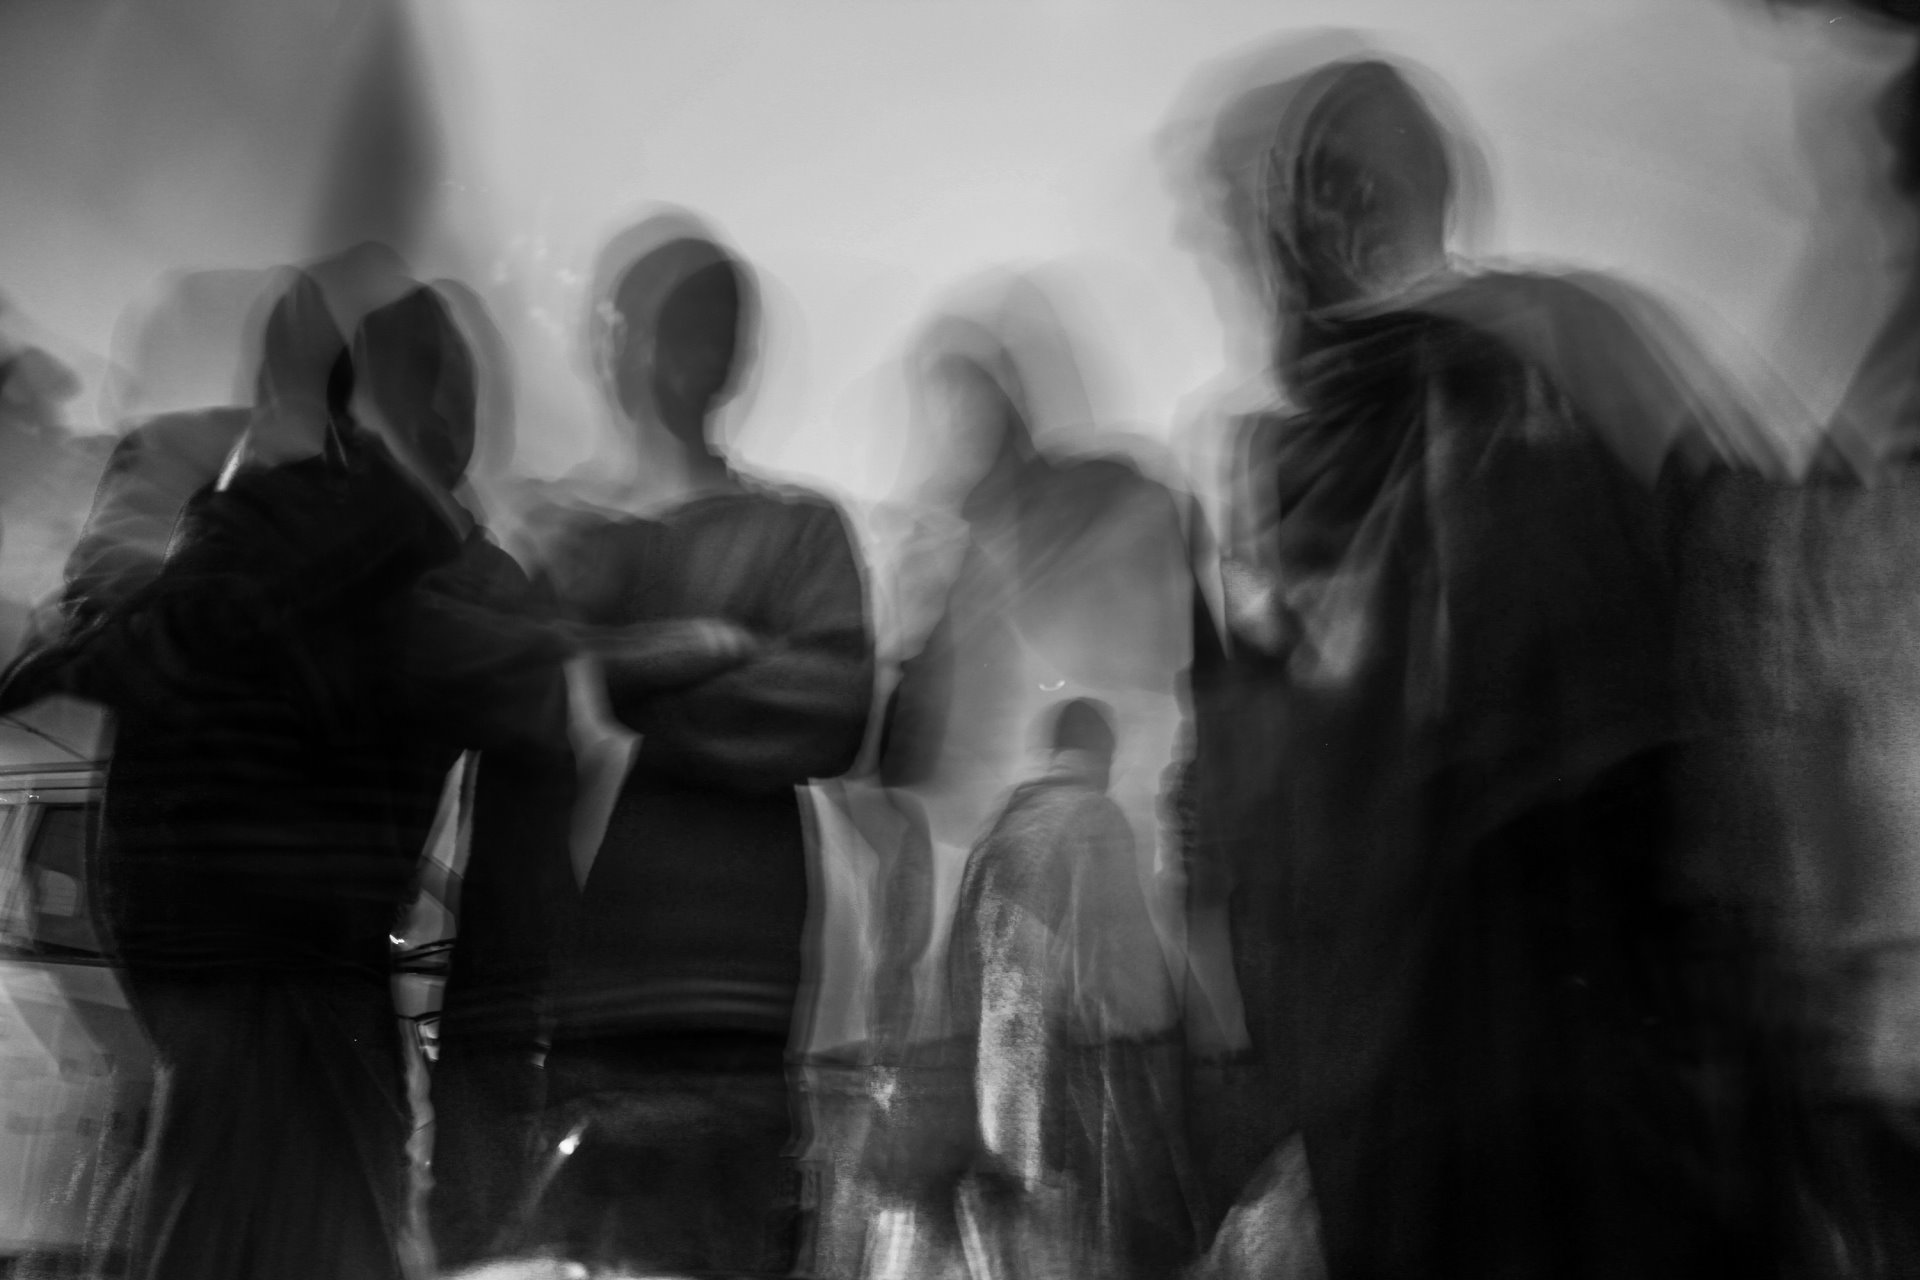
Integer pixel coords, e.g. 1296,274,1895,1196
911,310,1037,505
1263,58,1455,318
252,269,351,419
352,285,479,491
603,233,755,447
1047,697,1117,789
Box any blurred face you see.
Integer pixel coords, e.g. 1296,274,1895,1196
921,354,1016,499
374,367,475,490
603,248,743,449
354,295,478,491
648,306,738,447
1272,69,1453,315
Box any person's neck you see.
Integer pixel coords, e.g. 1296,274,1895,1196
960,438,1038,525
620,414,740,508
679,443,734,494
1044,749,1109,793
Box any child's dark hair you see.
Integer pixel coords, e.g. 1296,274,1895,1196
1049,697,1117,763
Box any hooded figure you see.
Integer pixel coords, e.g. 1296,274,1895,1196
24,245,418,659
0,277,573,1280
843,279,1201,1280
1193,54,1817,1280
349,288,579,1275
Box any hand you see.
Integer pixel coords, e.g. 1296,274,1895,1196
569,617,761,697
1222,558,1292,655
657,617,758,662
580,617,757,662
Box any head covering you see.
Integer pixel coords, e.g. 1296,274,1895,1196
352,284,478,490
1258,58,1457,373
430,278,515,487
914,310,1035,456
252,268,348,413
1048,696,1117,762
587,209,758,428
223,268,352,482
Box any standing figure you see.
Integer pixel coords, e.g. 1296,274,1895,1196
1198,53,1814,1280
945,699,1194,1280
0,272,574,1280
524,217,874,1276
854,294,1199,1277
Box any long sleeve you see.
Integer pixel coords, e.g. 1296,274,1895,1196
427,727,577,1269
63,410,249,620
409,543,580,1268
614,501,874,793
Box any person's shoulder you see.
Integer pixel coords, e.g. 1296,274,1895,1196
731,473,852,517
965,791,1057,878
1057,451,1148,493
724,474,864,545
109,406,250,468
1052,448,1185,516
428,531,538,606
1424,267,1678,378
517,492,656,567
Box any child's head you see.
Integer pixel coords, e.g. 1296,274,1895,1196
1045,697,1117,789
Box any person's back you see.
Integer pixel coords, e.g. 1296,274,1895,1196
60,407,250,618
75,414,465,1280
1,272,577,1280
946,700,1193,1280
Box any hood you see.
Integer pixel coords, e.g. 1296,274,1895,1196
1257,58,1457,370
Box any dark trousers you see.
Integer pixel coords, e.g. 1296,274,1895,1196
117,969,412,1280
516,1031,802,1275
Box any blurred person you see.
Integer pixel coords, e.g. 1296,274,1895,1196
32,244,416,646
939,698,1195,1280
342,287,579,1276
516,215,873,1276
875,280,1196,1014
0,273,573,1280
855,283,1199,1280
1676,4,1920,1270
99,267,276,429
0,300,99,665
1175,48,1821,1280
879,283,1194,833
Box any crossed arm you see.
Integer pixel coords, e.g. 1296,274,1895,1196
582,505,876,794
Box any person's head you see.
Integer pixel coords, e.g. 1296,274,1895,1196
596,226,756,449
223,268,353,479
251,268,349,416
429,278,516,490
910,311,1036,507
351,284,479,492
1263,58,1455,320
1045,697,1118,790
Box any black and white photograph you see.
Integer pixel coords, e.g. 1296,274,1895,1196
1,1,1918,1276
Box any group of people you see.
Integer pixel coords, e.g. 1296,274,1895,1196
4,28,1920,1280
